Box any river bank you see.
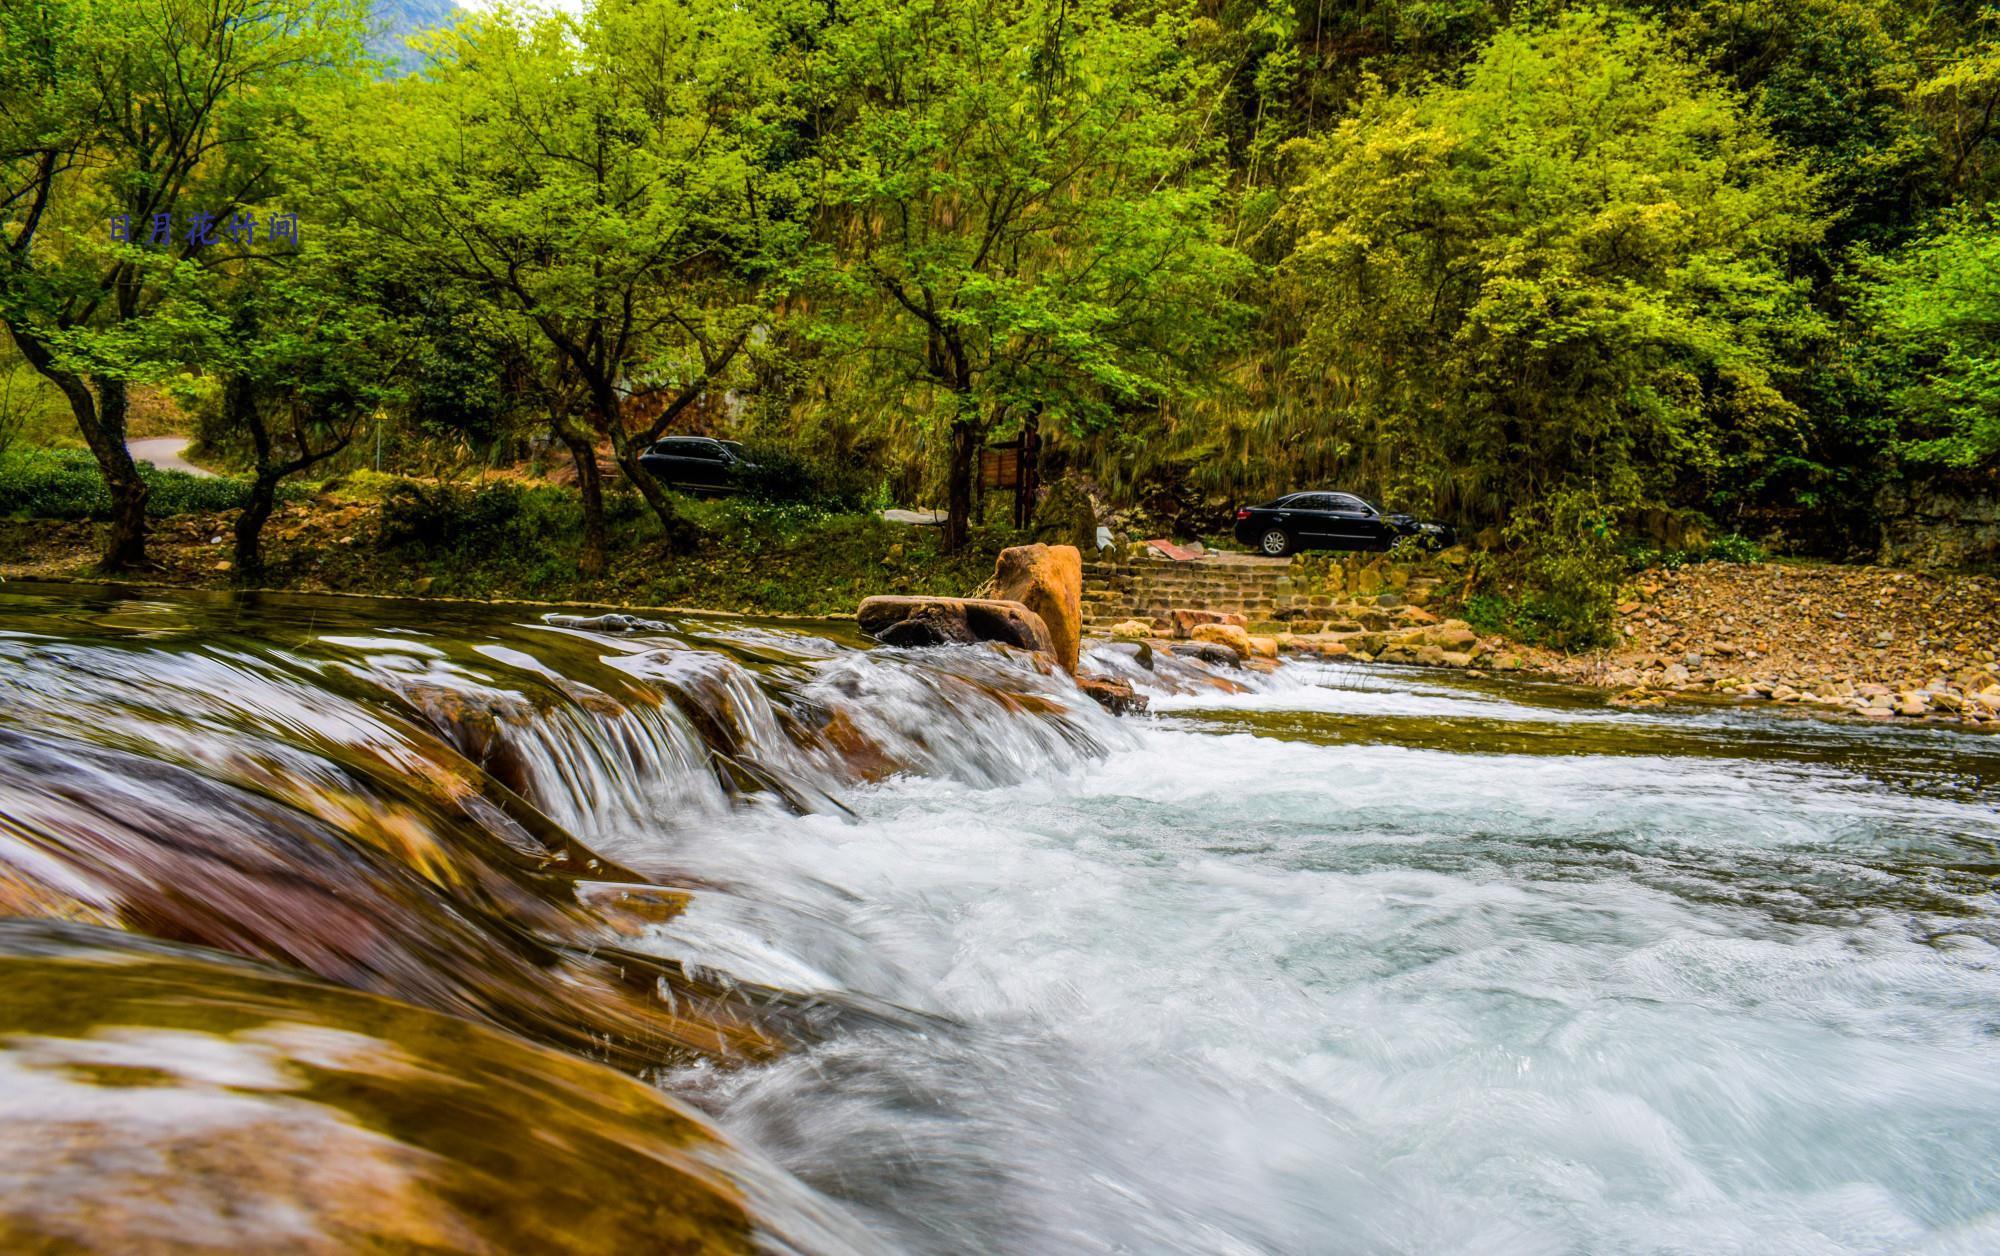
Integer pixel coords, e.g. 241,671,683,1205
1533,561,2000,726
7,503,1997,726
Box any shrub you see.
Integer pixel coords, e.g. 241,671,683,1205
731,440,885,512
0,447,299,519
1502,488,1623,649
375,479,588,556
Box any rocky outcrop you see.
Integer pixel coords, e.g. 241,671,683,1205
857,595,1055,656
993,543,1083,674
1876,472,2000,573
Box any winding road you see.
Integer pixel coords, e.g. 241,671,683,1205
127,436,215,479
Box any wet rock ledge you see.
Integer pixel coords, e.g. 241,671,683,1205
858,543,1146,714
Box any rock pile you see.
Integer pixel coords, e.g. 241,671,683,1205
1548,562,2000,724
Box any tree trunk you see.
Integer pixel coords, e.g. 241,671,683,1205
592,393,694,553
552,416,606,576
235,474,279,580
613,441,696,553
944,417,978,554
90,378,150,571
5,331,150,569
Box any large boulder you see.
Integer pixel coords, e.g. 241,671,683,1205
857,596,1055,657
992,543,1083,674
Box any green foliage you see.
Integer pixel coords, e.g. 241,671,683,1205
1500,487,1625,649
0,448,300,519
730,440,887,512
375,480,630,558
816,0,1252,537
1853,209,2000,467
1279,11,1826,531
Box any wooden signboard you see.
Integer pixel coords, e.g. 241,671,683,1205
979,447,1021,490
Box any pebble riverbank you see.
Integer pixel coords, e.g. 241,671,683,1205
1095,558,2000,727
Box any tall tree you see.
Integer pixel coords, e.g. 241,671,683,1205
1855,208,2000,469
353,0,805,555
0,0,366,569
1277,10,1826,530
816,0,1248,550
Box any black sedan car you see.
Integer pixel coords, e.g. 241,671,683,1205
637,436,755,494
1233,492,1455,556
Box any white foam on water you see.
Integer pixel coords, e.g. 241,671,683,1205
657,665,2000,1255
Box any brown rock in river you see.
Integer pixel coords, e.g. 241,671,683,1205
1076,673,1149,715
993,543,1083,674
1190,623,1252,659
857,596,1056,657
1170,608,1249,638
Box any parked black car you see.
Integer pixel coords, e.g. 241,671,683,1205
1233,492,1455,556
637,436,755,495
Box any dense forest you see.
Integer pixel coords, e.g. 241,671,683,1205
2,0,1996,637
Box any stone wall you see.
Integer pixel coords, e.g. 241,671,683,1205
1081,549,1469,631
1877,473,2000,573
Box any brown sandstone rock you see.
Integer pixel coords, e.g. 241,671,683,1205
1170,608,1249,638
858,596,1055,657
1076,674,1149,715
993,543,1083,674
1191,623,1253,659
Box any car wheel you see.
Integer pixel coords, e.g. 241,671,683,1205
1259,528,1293,557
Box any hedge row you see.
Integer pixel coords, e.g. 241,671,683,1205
0,447,303,520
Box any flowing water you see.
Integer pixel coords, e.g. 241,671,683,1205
1,581,1997,1254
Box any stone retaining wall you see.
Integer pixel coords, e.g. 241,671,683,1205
1082,550,1469,631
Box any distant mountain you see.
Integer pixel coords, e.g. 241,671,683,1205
367,0,461,70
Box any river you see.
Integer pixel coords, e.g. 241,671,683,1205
1,582,1995,1254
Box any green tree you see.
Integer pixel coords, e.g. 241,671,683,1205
1278,10,1825,538
0,0,366,569
351,0,805,568
816,0,1249,550
1854,209,2000,468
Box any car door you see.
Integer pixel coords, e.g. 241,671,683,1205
1285,495,1340,545
682,440,732,489
644,438,695,487
1327,494,1387,548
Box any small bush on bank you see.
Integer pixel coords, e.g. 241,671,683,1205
376,479,622,556
1501,488,1623,649
731,440,886,512
0,447,299,519
1624,531,1768,571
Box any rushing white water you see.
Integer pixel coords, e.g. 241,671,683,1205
4,586,1998,1254
616,652,2000,1255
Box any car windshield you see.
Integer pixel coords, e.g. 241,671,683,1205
721,441,746,459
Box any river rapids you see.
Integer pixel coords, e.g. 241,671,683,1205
0,581,1996,1254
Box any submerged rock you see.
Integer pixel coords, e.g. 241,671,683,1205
993,542,1084,674
1170,640,1241,667
545,612,670,633
857,595,1055,656
0,921,870,1256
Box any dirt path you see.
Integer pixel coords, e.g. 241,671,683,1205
128,437,215,479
